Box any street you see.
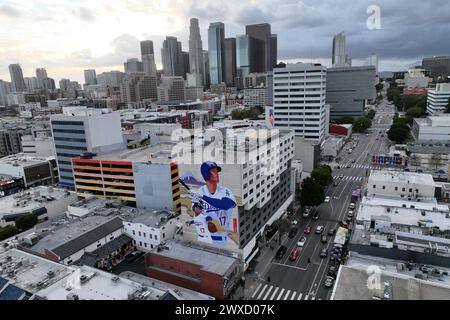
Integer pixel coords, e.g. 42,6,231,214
247,99,396,300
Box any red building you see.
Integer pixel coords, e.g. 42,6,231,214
329,124,352,138
403,88,428,96
145,241,241,299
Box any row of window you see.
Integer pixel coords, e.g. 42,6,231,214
372,185,420,193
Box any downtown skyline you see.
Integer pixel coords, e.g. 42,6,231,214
1,0,450,84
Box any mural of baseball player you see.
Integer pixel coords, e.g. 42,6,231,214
188,161,238,246
185,202,213,244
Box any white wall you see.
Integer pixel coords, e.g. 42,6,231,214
85,112,123,150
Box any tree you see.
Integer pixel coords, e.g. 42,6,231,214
0,225,19,241
445,97,450,114
335,116,354,125
431,154,443,170
353,117,372,133
375,83,384,92
387,125,410,144
366,110,376,120
405,106,425,119
311,165,333,188
15,214,38,231
300,177,325,207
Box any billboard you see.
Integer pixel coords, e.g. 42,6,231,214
265,106,275,128
372,155,405,166
178,161,242,252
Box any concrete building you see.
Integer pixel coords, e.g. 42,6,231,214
208,22,225,85
141,41,157,78
0,186,77,226
42,77,56,91
367,170,436,199
50,109,124,187
185,86,204,101
0,127,28,156
273,63,327,144
426,83,450,115
24,77,38,92
83,69,97,86
145,240,241,299
35,68,48,89
0,153,58,188
326,66,376,119
271,34,277,69
188,18,205,87
21,127,56,157
97,71,126,87
124,58,143,74
120,73,158,105
161,36,184,78
329,123,353,138
411,115,450,142
236,35,252,80
243,87,267,107
0,80,11,106
8,64,26,92
158,76,186,102
246,23,273,72
224,38,236,87
422,56,450,82
366,53,379,74
202,50,210,88
404,68,432,89
332,32,351,67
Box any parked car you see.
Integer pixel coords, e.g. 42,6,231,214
346,215,353,223
312,211,320,220
349,202,356,210
333,181,339,187
324,276,335,288
297,236,307,247
304,225,312,234
328,228,336,236
320,248,328,258
321,235,328,243
289,248,300,261
276,245,287,260
324,196,331,203
315,226,324,234
328,265,337,277
348,210,354,217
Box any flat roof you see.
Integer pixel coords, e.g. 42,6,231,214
0,153,53,167
368,170,435,187
153,241,238,275
356,196,450,230
93,142,176,163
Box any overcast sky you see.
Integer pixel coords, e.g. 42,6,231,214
1,0,449,84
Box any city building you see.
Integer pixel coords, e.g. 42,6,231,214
83,69,97,86
21,126,56,157
0,175,25,197
224,38,236,87
0,153,58,188
120,73,158,106
243,87,267,107
161,36,184,77
422,56,450,82
0,126,28,156
42,77,56,91
208,22,225,85
246,23,274,72
332,32,351,67
97,71,126,87
403,68,432,89
185,86,204,101
326,66,376,119
158,76,186,102
50,109,124,187
141,40,157,78
406,143,450,174
426,83,450,115
8,64,26,93
411,115,450,142
35,68,48,89
24,77,38,92
182,51,190,79
202,50,210,88
188,18,205,87
236,35,252,80
124,58,143,74
0,80,11,106
366,170,436,199
366,53,379,74
329,123,353,138
273,63,327,144
144,240,241,299
271,34,277,69
0,186,77,226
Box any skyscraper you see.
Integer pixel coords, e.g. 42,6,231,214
141,40,157,77
140,40,154,56
188,18,205,87
9,64,26,92
236,35,252,79
24,77,38,91
332,32,349,67
202,50,210,88
366,53,379,74
120,73,158,104
42,78,56,91
208,22,225,85
271,34,278,69
246,23,272,72
124,58,144,74
0,80,11,106
161,36,184,77
84,69,97,85
224,38,236,87
36,68,48,89
183,51,190,79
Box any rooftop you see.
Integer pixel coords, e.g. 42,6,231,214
153,241,238,276
368,170,435,187
93,142,176,163
332,252,450,300
415,115,450,128
0,153,54,167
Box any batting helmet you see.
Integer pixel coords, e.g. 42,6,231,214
201,161,222,181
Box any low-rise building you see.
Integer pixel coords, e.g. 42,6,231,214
243,87,267,107
411,115,450,142
329,123,352,138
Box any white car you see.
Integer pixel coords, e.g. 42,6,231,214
324,196,331,203
297,236,307,247
315,226,324,234
292,220,298,226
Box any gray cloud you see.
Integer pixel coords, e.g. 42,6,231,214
0,4,22,18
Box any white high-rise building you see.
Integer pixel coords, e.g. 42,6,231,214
188,18,205,87
426,83,450,115
332,32,349,67
0,80,11,106
273,63,327,144
140,40,157,77
366,53,379,74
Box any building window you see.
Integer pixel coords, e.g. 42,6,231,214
163,233,165,238
402,188,406,192
382,186,386,190
409,188,413,193
97,243,101,248
149,234,153,239
132,230,135,235
373,185,376,189
144,243,147,248
138,231,141,237
139,241,142,246
155,235,158,240
143,233,146,238
395,187,398,191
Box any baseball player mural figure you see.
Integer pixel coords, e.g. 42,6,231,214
189,161,238,246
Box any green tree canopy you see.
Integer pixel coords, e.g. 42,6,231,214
387,125,410,144
353,117,372,133
405,106,426,119
375,83,384,92
335,116,355,125
230,107,262,120
15,214,38,232
0,225,19,241
366,110,376,120
300,177,325,207
311,165,333,188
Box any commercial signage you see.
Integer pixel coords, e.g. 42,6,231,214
372,155,405,166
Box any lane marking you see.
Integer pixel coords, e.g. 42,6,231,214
252,283,263,298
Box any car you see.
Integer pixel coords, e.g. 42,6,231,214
333,181,339,187
125,251,144,262
330,254,342,263
288,227,298,238
328,228,336,236
338,175,344,179
348,210,354,217
324,276,335,288
349,202,356,210
351,159,356,163
321,235,328,243
297,236,307,247
315,226,324,234
289,248,300,261
328,265,337,277
346,215,353,223
312,211,320,220
339,221,349,228
304,225,312,234
292,220,298,226
346,164,351,168
275,246,287,259
324,196,331,203
320,248,328,258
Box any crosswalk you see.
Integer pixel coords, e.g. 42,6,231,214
333,175,364,182
251,283,322,301
341,163,374,169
